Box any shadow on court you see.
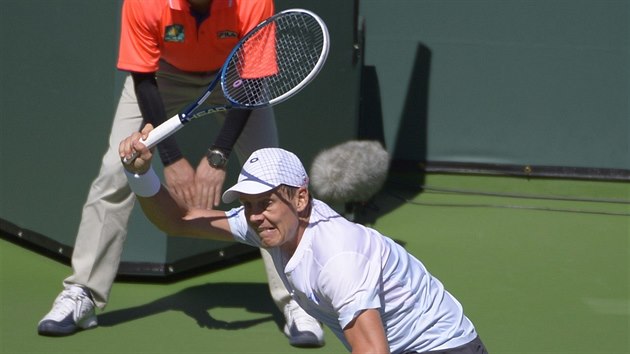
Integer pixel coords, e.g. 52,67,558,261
98,282,283,330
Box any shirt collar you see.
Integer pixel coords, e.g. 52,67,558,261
169,0,234,11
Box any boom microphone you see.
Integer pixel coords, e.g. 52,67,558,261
310,140,390,204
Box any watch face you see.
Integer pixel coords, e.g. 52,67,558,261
208,150,226,167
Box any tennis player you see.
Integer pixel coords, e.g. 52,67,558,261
117,125,490,354
38,0,323,347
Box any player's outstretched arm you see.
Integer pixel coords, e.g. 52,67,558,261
119,125,234,241
343,309,390,354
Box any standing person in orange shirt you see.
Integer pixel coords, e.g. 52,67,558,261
37,0,324,347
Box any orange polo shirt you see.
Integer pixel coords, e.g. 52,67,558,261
117,0,275,73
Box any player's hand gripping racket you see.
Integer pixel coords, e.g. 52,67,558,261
123,8,330,164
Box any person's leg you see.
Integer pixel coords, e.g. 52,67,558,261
38,75,143,336
65,75,143,305
259,248,289,310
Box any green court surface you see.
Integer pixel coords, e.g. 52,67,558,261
1,173,628,354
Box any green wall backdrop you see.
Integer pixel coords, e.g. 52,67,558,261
1,0,125,253
360,0,629,174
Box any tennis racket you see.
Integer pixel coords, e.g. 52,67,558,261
124,8,330,163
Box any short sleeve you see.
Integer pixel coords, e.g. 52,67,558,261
117,0,161,72
225,207,262,248
237,0,275,34
318,252,383,329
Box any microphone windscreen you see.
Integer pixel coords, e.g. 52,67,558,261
310,140,389,204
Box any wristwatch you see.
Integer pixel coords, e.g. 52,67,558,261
206,148,228,168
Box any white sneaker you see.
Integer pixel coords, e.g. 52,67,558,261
283,300,324,347
37,285,98,336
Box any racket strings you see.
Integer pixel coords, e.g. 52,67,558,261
224,13,326,107
275,22,323,92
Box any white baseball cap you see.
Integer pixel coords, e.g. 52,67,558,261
222,148,309,203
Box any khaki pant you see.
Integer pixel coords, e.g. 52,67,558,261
64,61,289,311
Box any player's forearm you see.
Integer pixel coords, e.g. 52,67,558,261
136,186,188,234
136,186,233,241
348,339,391,354
344,309,391,354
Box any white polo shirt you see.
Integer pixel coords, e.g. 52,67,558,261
226,199,477,353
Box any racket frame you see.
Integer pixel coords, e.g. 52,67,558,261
126,8,330,162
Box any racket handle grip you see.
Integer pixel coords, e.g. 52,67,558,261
123,114,185,164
